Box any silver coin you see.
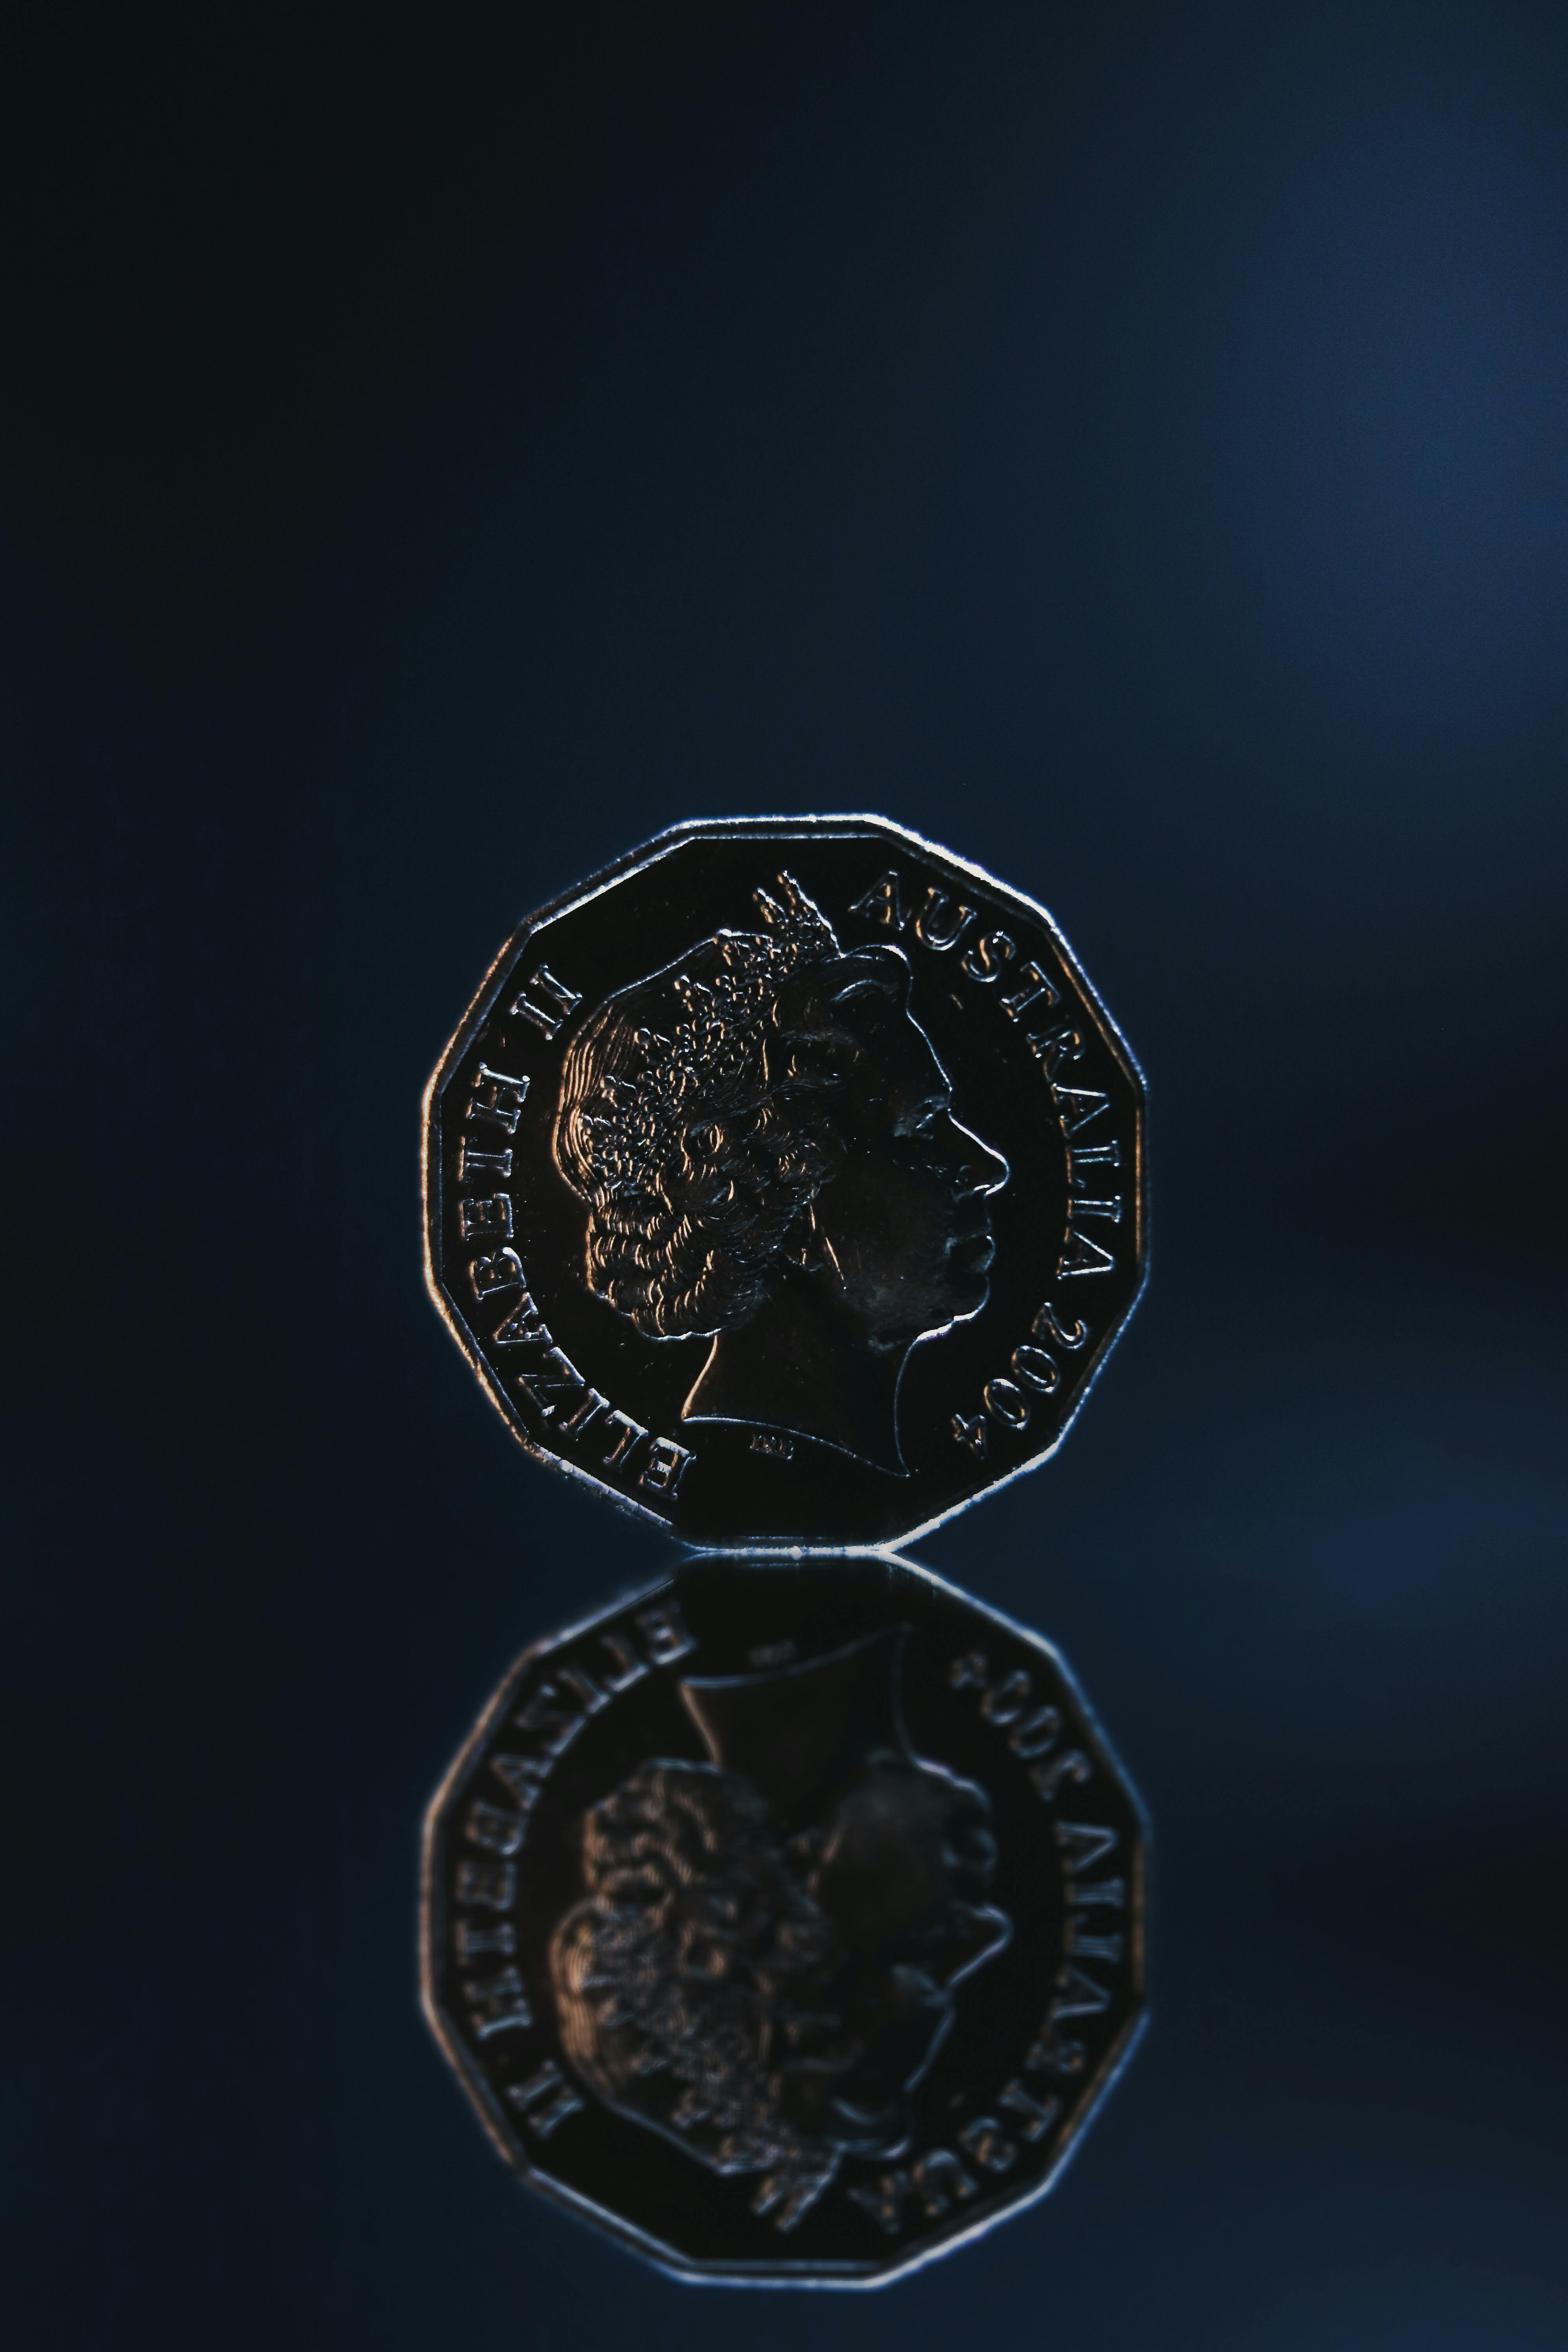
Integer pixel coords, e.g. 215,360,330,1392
423,817,1147,1550
421,1555,1147,2286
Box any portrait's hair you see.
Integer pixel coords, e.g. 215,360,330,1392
553,875,889,1339
550,1762,844,2212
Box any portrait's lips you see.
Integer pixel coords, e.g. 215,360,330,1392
947,1210,996,1270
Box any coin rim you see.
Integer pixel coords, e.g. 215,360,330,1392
421,813,1149,1553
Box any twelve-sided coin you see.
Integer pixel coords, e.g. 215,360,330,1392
423,816,1146,1549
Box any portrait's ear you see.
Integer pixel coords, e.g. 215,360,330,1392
761,1018,842,1091
787,1042,848,1092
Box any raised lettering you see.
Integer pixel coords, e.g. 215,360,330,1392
949,1649,989,1691
491,1290,546,1346
980,1670,1033,1726
454,1859,515,1911
847,2169,911,2236
489,1752,552,1811
1069,1876,1125,1911
1065,1921,1125,1964
554,1385,608,1437
912,888,975,952
597,1631,647,1693
956,2115,1017,2174
982,1376,1031,1429
911,2149,978,2216
1010,1705,1062,1760
513,1684,585,1757
465,1799,524,1856
635,1599,696,1667
1025,2019,1087,2079
556,1664,608,1716
1053,1820,1119,1875
458,1193,512,1242
1069,1140,1121,1171
638,1435,694,1499
596,1409,647,1469
1052,1084,1108,1135
1069,1194,1122,1223
516,1346,588,1416
464,1967,532,2038
453,1918,515,1965
466,1064,530,1134
506,2060,584,2139
1024,1020,1083,1076
997,2078,1062,2143
1032,1747,1093,1799
457,1142,512,1182
1011,1343,1060,1392
509,964,582,1040
999,962,1060,1021
950,1409,989,1457
471,1247,525,1300
959,928,1016,984
847,871,907,930
1050,1963,1112,2019
1034,1303,1089,1350
1058,1228,1116,1278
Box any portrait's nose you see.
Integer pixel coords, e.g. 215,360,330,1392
932,1900,1013,1990
949,1115,1009,1198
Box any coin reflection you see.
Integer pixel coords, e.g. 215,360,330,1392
550,1628,1009,2229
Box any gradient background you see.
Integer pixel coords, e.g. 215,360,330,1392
3,4,1565,2345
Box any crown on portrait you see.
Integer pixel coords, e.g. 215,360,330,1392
560,873,841,1196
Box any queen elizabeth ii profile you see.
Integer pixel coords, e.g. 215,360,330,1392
550,1627,1011,2231
552,875,1007,1474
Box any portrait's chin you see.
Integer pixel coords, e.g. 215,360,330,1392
827,2016,950,2135
940,1226,995,1318
947,1218,995,1270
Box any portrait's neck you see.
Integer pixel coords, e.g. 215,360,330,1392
681,1278,909,1475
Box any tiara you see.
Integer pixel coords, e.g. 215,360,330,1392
567,874,840,1194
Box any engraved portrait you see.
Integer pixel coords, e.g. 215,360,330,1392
550,1628,1011,2230
552,875,1008,1473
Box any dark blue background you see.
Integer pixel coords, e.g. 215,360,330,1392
3,3,1564,2343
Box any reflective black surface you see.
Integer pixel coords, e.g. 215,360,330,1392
4,3,1567,2347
